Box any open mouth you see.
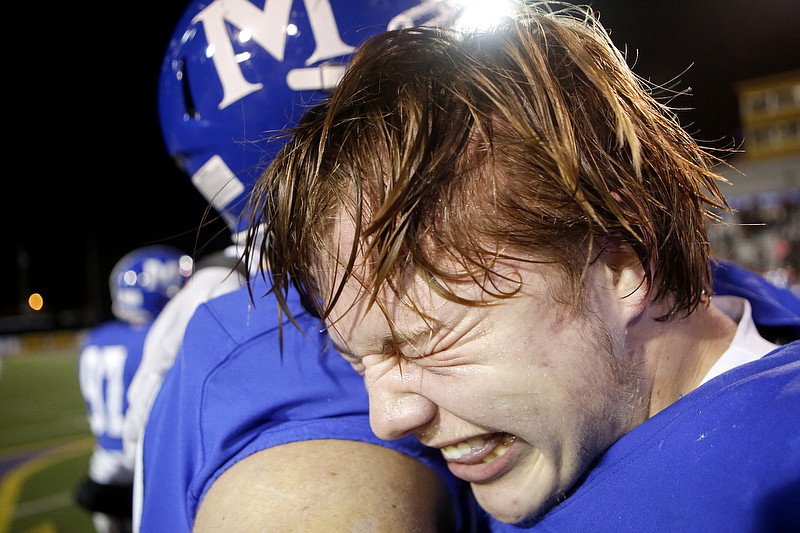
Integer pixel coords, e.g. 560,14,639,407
441,432,516,464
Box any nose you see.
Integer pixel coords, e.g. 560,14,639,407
365,372,437,441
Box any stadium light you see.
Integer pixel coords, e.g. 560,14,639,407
28,293,44,311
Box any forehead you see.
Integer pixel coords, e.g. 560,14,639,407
323,209,442,333
325,212,527,352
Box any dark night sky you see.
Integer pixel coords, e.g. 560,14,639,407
3,0,799,328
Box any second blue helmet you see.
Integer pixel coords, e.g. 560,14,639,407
158,0,469,243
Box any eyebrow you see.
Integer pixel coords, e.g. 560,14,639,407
380,320,445,359
330,316,446,363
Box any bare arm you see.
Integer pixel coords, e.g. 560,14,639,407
193,439,454,532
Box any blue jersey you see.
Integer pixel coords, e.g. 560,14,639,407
79,319,151,453
488,261,800,532
711,258,800,341
139,278,476,532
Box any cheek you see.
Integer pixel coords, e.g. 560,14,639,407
480,312,621,435
420,340,553,433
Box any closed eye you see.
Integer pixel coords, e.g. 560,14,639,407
329,340,366,375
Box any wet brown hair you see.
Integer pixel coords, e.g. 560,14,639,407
245,1,731,328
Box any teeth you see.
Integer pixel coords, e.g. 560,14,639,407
441,434,516,463
481,434,515,463
442,437,486,460
442,436,486,459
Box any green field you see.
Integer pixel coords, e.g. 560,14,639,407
0,345,96,533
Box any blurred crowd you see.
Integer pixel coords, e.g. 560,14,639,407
709,188,800,294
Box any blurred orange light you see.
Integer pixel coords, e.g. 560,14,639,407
28,293,44,311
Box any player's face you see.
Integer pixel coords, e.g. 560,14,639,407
324,220,650,524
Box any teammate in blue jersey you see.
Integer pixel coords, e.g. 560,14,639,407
76,245,190,533
131,1,493,531
245,1,800,530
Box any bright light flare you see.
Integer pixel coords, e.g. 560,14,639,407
28,293,44,311
453,0,518,32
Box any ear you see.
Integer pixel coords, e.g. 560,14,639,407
596,239,650,324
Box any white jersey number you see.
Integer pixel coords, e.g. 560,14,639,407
79,345,128,438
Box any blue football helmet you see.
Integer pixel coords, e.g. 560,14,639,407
109,245,193,324
158,0,477,243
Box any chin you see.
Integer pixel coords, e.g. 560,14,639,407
472,479,552,525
